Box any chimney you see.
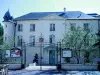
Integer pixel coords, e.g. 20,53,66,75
64,7,66,13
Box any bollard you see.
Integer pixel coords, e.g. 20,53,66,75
57,64,61,71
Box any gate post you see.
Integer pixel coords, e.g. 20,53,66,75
21,42,26,69
57,42,61,71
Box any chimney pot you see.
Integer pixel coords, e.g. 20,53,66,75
64,7,66,13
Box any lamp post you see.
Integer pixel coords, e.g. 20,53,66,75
39,33,44,70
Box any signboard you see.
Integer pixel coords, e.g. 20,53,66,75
11,50,21,57
62,48,72,57
5,50,10,57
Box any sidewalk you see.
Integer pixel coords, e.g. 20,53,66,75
8,70,100,75
8,64,100,75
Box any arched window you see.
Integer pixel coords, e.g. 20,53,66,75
49,35,55,44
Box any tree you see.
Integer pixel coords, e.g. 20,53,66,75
61,25,97,64
93,31,100,57
0,23,3,45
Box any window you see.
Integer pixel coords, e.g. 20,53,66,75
49,35,55,44
84,36,89,46
50,24,55,31
30,24,35,31
70,23,76,31
17,35,23,46
29,35,35,46
18,24,23,31
84,23,89,31
5,36,7,42
5,25,7,28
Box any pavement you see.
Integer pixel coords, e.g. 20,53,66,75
8,70,100,75
8,64,100,75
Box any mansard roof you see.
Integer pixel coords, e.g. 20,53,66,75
14,11,97,21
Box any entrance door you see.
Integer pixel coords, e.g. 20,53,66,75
49,50,55,65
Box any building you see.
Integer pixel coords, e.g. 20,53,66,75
3,8,100,65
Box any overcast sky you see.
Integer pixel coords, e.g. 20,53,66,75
0,0,100,25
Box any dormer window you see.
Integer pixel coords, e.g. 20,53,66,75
50,24,55,31
18,24,23,31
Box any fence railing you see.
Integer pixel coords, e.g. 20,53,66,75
61,50,100,65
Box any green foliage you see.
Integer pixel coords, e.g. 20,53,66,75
62,26,97,51
0,23,3,36
61,25,98,64
0,23,4,45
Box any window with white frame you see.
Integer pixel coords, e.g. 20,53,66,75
5,25,7,28
18,24,23,31
84,23,89,31
17,35,23,46
29,35,35,46
70,23,76,31
5,36,7,42
30,24,35,31
49,35,55,44
50,24,55,31
84,36,89,46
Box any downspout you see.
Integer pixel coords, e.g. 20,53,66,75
98,19,100,32
98,19,100,58
14,21,17,47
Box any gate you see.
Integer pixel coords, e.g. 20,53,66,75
22,42,58,66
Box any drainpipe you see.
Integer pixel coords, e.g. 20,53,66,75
9,20,17,47
14,22,17,47
98,19,100,58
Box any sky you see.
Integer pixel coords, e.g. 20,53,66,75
0,0,100,25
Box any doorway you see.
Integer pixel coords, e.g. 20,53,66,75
49,50,55,65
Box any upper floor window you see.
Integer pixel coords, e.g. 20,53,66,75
30,24,35,31
70,23,76,31
5,36,7,42
84,36,89,46
29,35,35,46
17,35,23,46
49,35,55,44
5,25,7,28
84,23,89,31
50,24,55,31
18,24,23,31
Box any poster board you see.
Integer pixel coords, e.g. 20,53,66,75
5,50,10,57
11,49,21,57
62,48,72,57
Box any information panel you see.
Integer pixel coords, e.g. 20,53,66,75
62,49,72,57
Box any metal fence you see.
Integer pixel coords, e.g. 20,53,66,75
0,41,99,70
0,48,22,64
59,43,100,65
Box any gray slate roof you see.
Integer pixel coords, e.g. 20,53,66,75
14,11,97,21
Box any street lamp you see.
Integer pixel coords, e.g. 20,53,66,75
39,33,44,70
